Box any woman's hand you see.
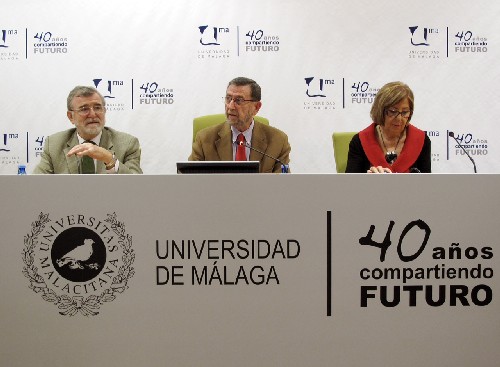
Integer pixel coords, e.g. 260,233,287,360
367,166,392,173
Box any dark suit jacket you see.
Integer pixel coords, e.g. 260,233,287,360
33,127,142,174
189,121,291,173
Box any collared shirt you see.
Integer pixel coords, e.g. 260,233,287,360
231,120,254,161
76,132,101,146
76,132,119,173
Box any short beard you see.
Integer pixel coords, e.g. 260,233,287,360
226,114,252,132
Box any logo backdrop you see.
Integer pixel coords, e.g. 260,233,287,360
0,0,498,174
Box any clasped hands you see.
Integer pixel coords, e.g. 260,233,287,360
67,142,113,164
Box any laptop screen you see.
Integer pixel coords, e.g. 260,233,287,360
176,161,260,174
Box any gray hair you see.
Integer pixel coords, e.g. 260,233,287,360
67,86,105,110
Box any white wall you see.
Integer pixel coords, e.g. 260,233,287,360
1,0,498,174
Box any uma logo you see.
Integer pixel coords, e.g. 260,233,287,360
409,26,439,46
1,29,17,48
92,78,128,111
198,25,229,46
93,78,126,99
1,133,16,152
305,77,334,98
22,212,135,316
1,30,8,48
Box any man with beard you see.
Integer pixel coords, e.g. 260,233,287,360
33,85,142,174
189,77,291,173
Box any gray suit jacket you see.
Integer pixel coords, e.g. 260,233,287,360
189,121,291,173
33,127,142,174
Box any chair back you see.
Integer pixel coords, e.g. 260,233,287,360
193,114,269,142
332,132,357,173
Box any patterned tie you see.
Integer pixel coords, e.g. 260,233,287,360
81,140,96,174
235,133,247,161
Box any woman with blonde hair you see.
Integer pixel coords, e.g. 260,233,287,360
346,81,431,173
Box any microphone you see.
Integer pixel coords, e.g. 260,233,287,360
448,131,477,173
238,141,289,173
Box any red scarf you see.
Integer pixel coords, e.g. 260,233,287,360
359,122,425,173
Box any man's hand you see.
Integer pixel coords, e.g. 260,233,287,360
67,142,113,164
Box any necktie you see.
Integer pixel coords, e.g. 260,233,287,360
81,141,96,174
235,133,247,161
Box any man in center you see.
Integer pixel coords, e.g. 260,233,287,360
189,77,291,173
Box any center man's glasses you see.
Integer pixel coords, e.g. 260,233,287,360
223,96,258,106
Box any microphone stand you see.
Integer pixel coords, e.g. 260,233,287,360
239,141,289,173
448,131,477,173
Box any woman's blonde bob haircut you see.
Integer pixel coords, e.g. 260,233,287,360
370,81,414,126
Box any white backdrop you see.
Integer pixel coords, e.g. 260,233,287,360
1,0,498,174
